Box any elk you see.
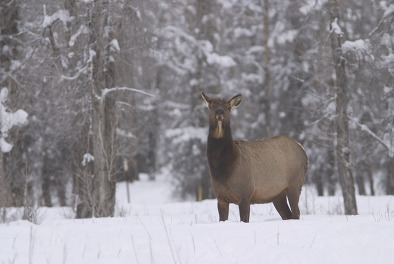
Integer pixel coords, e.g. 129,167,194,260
201,92,307,223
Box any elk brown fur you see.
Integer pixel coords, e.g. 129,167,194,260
202,92,307,223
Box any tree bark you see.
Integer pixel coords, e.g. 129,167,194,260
194,0,213,200
262,0,271,137
0,0,24,208
89,1,119,217
328,0,357,215
387,158,394,195
327,142,337,196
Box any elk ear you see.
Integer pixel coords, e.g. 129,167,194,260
201,92,211,108
229,94,242,110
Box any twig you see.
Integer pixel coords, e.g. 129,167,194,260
214,239,222,255
149,240,155,264
310,234,317,248
63,244,68,264
137,216,152,240
131,236,140,264
161,210,177,264
29,226,35,264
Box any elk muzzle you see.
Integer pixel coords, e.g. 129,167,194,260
215,109,225,121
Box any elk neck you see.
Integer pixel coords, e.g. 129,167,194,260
207,119,238,183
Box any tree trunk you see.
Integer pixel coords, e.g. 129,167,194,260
195,0,212,200
91,96,117,217
261,0,271,137
367,165,375,196
356,173,366,195
74,135,94,219
328,0,357,215
387,158,394,195
89,2,119,217
0,0,20,208
327,143,337,196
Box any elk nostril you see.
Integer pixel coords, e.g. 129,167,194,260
215,109,224,116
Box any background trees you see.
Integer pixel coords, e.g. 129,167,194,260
1,0,393,217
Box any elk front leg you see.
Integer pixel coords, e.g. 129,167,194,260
239,200,250,223
217,199,229,221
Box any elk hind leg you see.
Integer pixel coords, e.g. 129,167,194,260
287,186,302,219
273,192,292,220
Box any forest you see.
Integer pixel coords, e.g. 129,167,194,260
0,0,393,220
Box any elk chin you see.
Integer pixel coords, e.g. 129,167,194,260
213,120,224,138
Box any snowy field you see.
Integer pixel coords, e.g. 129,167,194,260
1,174,394,264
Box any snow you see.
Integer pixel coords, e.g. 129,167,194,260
101,87,155,99
165,126,207,144
276,29,298,45
0,88,28,152
0,137,13,152
206,53,236,67
383,4,394,19
42,8,73,28
216,0,237,9
82,153,94,166
200,40,236,67
342,39,370,53
69,25,89,47
116,128,136,139
330,18,343,35
1,175,394,264
299,0,327,15
110,39,121,53
234,27,254,38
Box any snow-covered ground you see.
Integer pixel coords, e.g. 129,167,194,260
1,174,394,264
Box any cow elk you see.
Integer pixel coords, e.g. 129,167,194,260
201,92,307,223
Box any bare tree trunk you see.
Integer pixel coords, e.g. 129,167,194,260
0,154,12,207
328,0,357,215
387,158,394,195
327,139,337,196
0,0,29,208
194,0,213,200
367,166,375,196
74,131,94,219
89,2,120,217
262,0,271,137
356,173,366,195
91,96,116,217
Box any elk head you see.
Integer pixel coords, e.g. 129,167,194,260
201,92,242,139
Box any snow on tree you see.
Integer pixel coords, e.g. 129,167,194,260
0,88,28,153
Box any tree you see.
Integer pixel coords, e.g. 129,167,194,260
69,0,156,217
87,1,120,217
158,0,235,200
328,0,357,215
0,0,32,209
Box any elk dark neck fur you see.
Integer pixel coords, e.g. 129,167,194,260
207,120,238,184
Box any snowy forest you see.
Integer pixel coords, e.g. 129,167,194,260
1,0,394,220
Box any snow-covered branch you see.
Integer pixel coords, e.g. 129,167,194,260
42,6,74,28
60,64,89,80
101,87,155,98
349,117,393,156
